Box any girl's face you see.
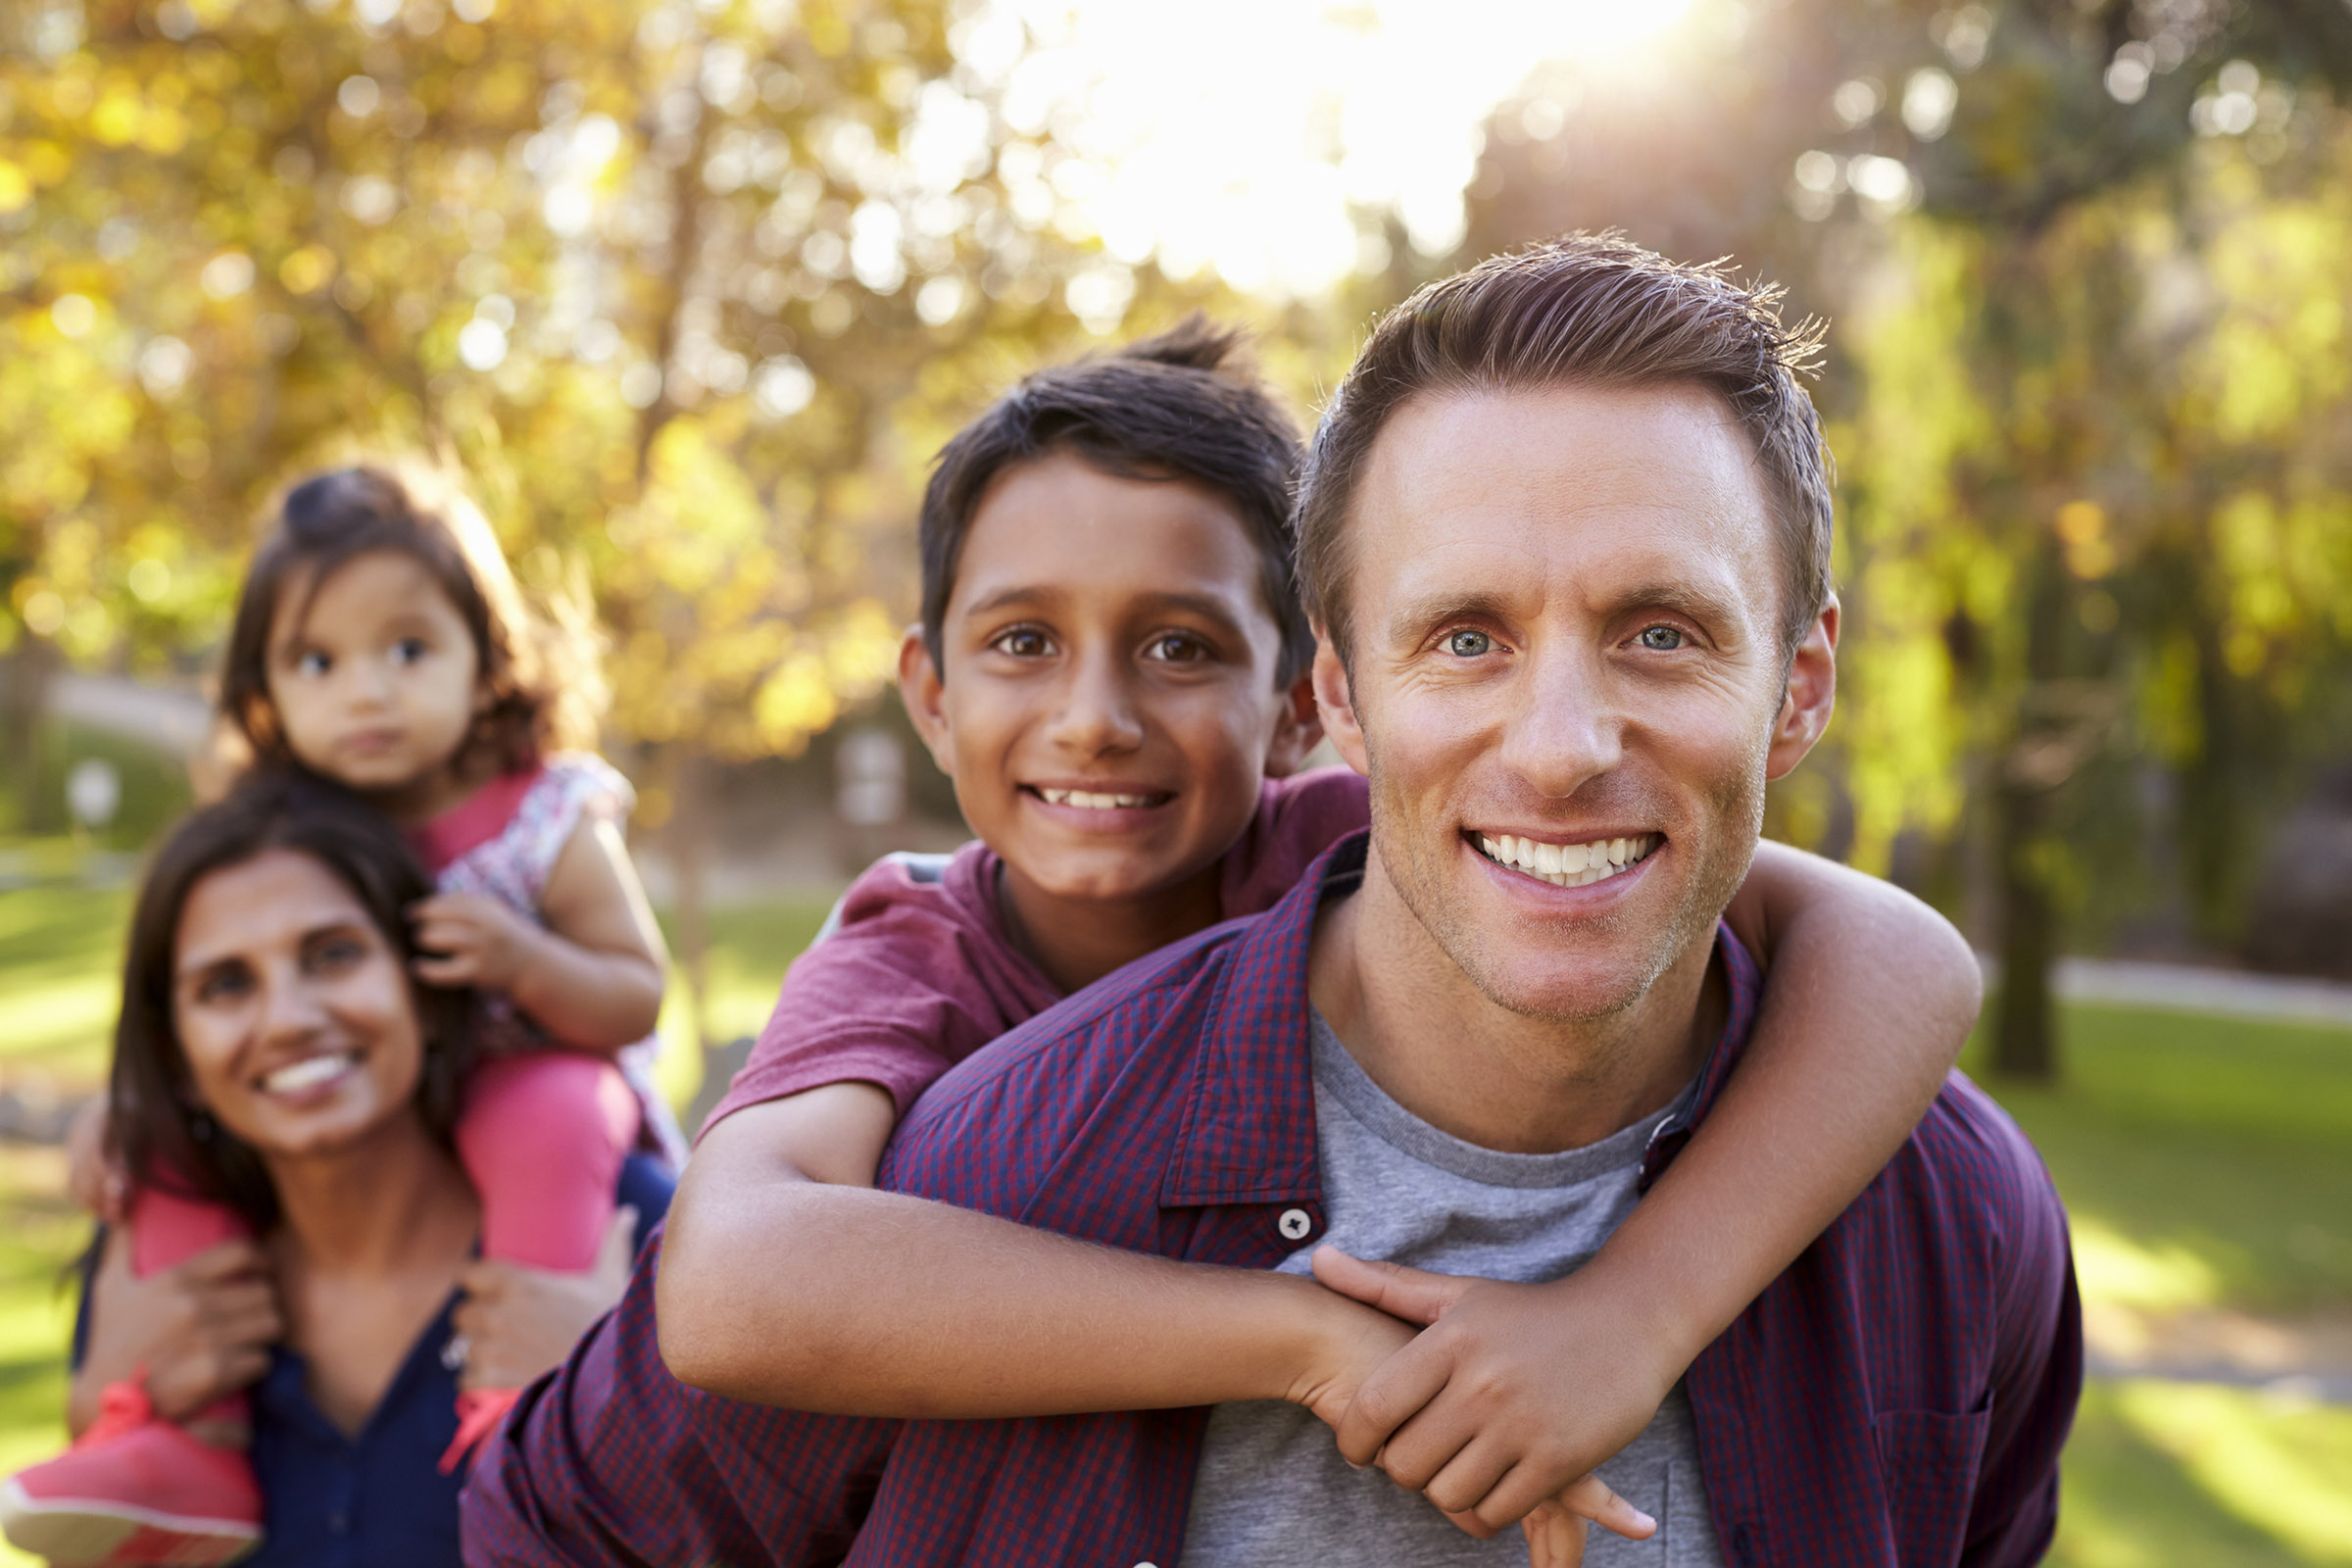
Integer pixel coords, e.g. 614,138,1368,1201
171,848,428,1164
266,550,485,803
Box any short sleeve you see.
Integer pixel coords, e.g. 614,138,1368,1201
698,847,1061,1137
505,754,635,906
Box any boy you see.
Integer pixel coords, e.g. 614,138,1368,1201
652,318,1983,1544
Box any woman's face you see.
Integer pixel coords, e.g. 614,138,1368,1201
171,848,427,1162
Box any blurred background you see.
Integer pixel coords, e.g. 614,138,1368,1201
4,0,2351,1558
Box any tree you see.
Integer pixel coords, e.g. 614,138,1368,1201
1,0,1213,1042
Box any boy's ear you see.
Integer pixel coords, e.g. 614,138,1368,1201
897,625,956,779
1260,670,1325,779
1308,629,1368,779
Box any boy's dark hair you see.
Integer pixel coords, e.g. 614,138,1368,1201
918,317,1313,685
220,462,602,780
106,771,477,1233
1297,234,1835,665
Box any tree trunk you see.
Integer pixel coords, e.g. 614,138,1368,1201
1990,767,2057,1080
3,639,59,833
669,749,715,1053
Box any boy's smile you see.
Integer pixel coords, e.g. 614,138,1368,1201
903,450,1317,991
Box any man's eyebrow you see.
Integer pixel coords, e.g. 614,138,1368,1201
1603,579,1748,630
1382,589,1518,646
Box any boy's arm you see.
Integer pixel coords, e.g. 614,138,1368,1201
411,817,668,1050
1316,840,1982,1534
657,1088,1413,1421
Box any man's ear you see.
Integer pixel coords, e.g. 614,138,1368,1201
1309,629,1369,779
897,625,956,780
1260,670,1326,779
1765,596,1838,781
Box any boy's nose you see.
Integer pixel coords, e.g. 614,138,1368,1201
1045,656,1146,756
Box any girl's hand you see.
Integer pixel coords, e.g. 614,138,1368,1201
452,1207,637,1391
65,1096,126,1223
1310,1246,1663,1543
410,892,545,991
72,1229,283,1433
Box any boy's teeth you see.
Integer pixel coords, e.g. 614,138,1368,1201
261,1053,355,1094
1474,831,1660,888
1039,788,1152,810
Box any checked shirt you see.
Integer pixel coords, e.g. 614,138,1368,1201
464,830,2081,1568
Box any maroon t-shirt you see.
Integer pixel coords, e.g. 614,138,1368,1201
702,767,1372,1133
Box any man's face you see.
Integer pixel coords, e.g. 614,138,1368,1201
904,450,1316,907
1317,381,1834,1022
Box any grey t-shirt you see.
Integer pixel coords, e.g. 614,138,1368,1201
1178,1013,1725,1567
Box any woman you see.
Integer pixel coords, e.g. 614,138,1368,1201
3,775,671,1567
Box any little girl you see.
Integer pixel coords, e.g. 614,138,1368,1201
5,464,675,1567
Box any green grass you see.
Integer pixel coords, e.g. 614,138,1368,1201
3,869,2349,1564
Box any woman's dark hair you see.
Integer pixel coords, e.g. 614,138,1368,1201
106,772,477,1232
218,461,603,780
918,316,1314,686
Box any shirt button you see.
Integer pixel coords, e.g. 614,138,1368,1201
328,1509,351,1535
1276,1207,1312,1242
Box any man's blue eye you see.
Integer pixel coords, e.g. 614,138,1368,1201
1445,630,1492,658
1637,626,1686,651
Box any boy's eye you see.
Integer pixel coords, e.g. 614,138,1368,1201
391,637,428,665
1635,625,1687,651
990,629,1054,660
1145,632,1209,664
1444,629,1493,658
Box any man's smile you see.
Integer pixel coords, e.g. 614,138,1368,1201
1468,829,1662,889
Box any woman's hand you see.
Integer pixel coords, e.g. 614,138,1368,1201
71,1229,283,1435
452,1207,637,1392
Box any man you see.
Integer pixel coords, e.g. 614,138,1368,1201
466,237,2080,1568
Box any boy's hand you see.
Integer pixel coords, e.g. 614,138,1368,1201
1280,1288,1418,1432
1311,1246,1671,1538
410,892,544,991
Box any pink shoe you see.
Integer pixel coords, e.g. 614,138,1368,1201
0,1381,262,1566
437,1386,521,1475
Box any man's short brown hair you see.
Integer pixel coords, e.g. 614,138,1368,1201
1296,234,1834,663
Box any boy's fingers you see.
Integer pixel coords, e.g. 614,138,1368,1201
1553,1473,1654,1541
1332,1336,1451,1465
1420,1432,1518,1522
1523,1503,1586,1568
1310,1246,1473,1326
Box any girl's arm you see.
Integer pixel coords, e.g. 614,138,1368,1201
659,844,1974,1530
411,817,668,1050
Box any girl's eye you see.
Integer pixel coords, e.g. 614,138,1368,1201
295,650,331,677
1635,625,1687,652
1146,632,1208,664
1444,629,1493,658
392,637,428,665
991,629,1053,660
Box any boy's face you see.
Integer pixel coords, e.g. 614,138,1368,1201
904,450,1318,908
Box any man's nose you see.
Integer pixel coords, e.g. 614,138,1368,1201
1044,649,1146,757
1498,641,1623,799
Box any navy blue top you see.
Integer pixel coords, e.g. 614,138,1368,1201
80,1153,673,1568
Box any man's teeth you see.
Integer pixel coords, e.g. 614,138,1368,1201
1475,831,1661,887
261,1053,356,1095
1038,788,1155,810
